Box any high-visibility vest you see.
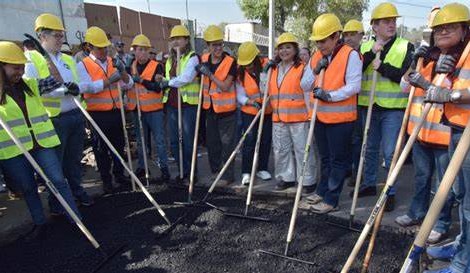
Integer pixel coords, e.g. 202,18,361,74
268,63,309,123
359,38,410,108
0,78,60,160
127,60,163,112
407,61,451,146
82,56,121,111
201,53,237,113
240,71,272,116
163,51,201,105
445,52,470,128
26,50,83,117
309,44,357,124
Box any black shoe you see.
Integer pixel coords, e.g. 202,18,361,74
384,196,395,212
23,224,49,242
157,168,171,183
115,175,130,185
103,185,114,195
350,186,376,198
302,184,316,194
174,175,189,184
135,168,146,181
275,181,296,191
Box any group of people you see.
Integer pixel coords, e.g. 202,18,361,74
0,2,469,272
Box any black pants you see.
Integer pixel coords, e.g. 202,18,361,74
241,112,272,174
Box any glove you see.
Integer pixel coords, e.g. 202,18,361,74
125,54,135,69
195,63,212,77
132,75,142,84
108,71,122,84
64,82,80,96
435,54,457,74
424,85,452,103
312,87,332,102
314,57,328,75
159,80,169,90
411,45,429,69
112,57,126,73
247,100,261,110
262,60,276,73
408,71,431,90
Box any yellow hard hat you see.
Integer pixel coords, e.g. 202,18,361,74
343,19,364,33
0,41,27,64
237,42,260,66
310,13,343,41
132,34,151,48
85,26,111,48
431,3,470,28
34,13,65,32
170,25,190,38
371,3,400,22
276,32,298,48
203,25,224,42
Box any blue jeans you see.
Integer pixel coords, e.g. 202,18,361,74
167,105,197,177
0,148,80,225
408,141,454,233
51,109,87,199
359,106,404,195
449,127,470,273
315,121,354,207
241,112,272,174
134,110,168,171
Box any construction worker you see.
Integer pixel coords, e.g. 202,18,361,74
236,42,272,185
25,13,94,211
342,19,365,51
299,47,311,64
0,41,81,238
301,14,362,213
77,26,134,194
197,25,237,184
407,4,469,273
269,32,317,193
353,2,414,211
395,7,454,245
160,25,200,181
128,34,170,182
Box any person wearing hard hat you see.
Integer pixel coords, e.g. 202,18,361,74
299,47,311,64
0,41,82,238
268,32,317,193
343,19,365,51
128,34,170,182
196,25,237,184
236,42,273,185
159,25,200,182
405,4,470,273
353,2,414,212
25,13,94,210
300,13,362,213
77,26,134,194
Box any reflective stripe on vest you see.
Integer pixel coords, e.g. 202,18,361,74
0,78,60,160
163,51,201,105
82,56,121,111
127,60,163,112
309,44,357,124
359,38,409,108
240,70,272,116
201,54,237,113
445,52,470,127
268,63,308,123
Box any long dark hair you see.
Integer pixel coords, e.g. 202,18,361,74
0,63,33,105
274,42,302,67
238,56,262,85
170,38,193,61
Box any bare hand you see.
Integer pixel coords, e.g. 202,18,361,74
154,74,164,82
372,42,383,54
372,58,382,70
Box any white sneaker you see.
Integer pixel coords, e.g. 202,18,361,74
306,193,323,204
427,230,445,244
256,170,272,181
241,173,250,186
395,214,420,227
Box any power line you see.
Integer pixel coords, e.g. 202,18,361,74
390,0,433,9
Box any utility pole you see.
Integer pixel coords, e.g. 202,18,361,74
268,0,275,59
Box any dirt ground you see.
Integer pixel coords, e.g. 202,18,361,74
0,184,414,273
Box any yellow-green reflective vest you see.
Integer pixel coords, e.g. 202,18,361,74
163,51,200,105
0,78,60,160
359,38,409,108
27,50,82,117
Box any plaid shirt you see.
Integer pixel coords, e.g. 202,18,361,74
37,76,63,95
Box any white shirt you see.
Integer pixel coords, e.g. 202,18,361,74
168,55,200,88
301,50,363,102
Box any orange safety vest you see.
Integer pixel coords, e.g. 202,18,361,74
201,53,237,113
240,71,272,116
127,60,163,112
82,56,121,111
309,45,357,124
407,61,451,146
269,63,309,123
444,52,470,128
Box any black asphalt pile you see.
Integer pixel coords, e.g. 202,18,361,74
0,185,413,273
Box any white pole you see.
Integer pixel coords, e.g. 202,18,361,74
268,0,275,59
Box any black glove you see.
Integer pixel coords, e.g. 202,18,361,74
262,60,276,73
312,87,332,102
64,82,80,96
247,100,261,110
108,71,122,84
125,54,135,69
195,63,212,77
435,54,457,74
132,75,142,84
408,71,431,90
314,57,328,75
424,85,452,103
112,57,126,73
159,80,169,90
411,45,429,69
